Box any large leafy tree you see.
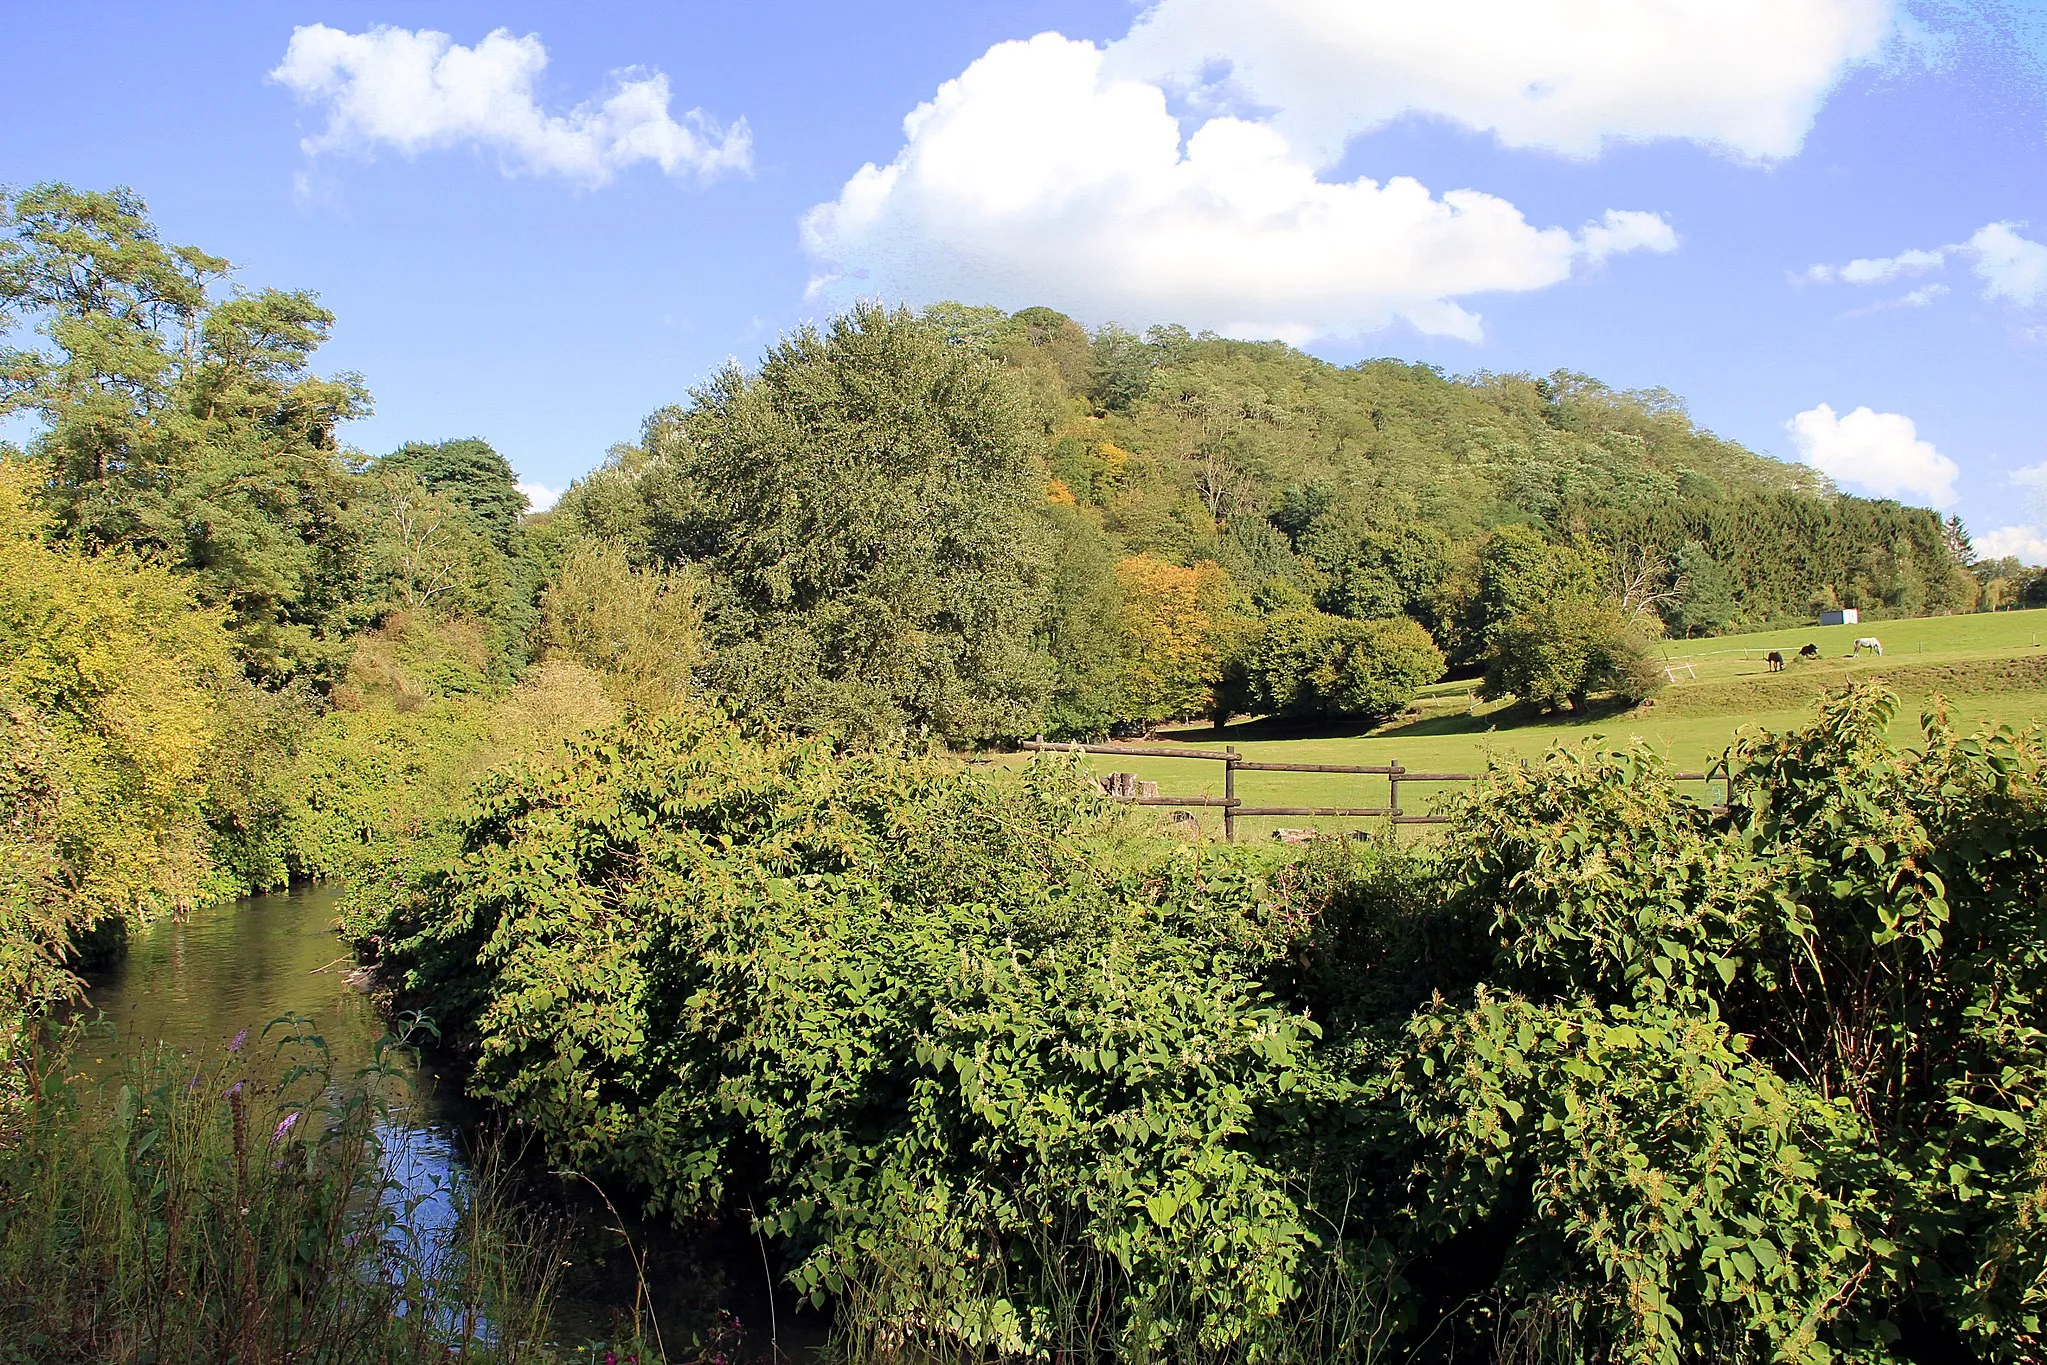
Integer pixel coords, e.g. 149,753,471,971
569,303,1055,743
1112,554,1232,729
0,459,233,1068
365,438,543,673
376,437,526,551
0,184,372,680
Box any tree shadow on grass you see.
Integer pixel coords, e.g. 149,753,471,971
1156,694,1648,747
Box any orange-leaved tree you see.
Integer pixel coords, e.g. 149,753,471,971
1113,555,1233,730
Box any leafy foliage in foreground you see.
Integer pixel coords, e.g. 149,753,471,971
364,689,2047,1362
1346,685,2047,1361
355,712,1336,1356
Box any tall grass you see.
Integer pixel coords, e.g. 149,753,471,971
0,1015,664,1364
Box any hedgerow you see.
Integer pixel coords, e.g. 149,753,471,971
362,688,2047,1362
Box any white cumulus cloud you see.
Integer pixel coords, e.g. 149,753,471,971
1802,222,2047,308
804,34,1677,342
1975,525,2047,565
1788,403,1958,506
271,25,751,186
1110,0,1896,164
517,480,563,514
1801,246,1947,285
1968,222,2047,307
1579,210,1682,262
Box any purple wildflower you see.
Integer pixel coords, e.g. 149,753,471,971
271,1112,300,1145
227,1028,248,1054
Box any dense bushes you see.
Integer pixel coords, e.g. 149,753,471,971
365,688,2047,1361
352,711,1340,1357
0,461,233,1079
1319,685,2047,1361
1222,607,1446,724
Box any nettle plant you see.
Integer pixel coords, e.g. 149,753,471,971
1397,686,2047,1362
362,710,1345,1359
365,688,2047,1363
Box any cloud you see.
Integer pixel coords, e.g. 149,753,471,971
1975,525,2047,565
1109,0,1895,164
1803,221,2047,307
1801,246,1947,285
1580,210,1681,262
1839,281,1949,317
804,34,1677,342
1967,222,2047,307
517,480,563,513
1787,402,1959,506
2011,461,2047,488
272,25,751,186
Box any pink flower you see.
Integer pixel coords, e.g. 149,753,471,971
271,1112,300,1145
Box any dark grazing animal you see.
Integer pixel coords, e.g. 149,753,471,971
1766,650,1785,672
1799,643,1820,660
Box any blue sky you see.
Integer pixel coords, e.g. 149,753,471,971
4,1,2046,557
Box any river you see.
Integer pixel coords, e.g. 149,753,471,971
79,883,815,1358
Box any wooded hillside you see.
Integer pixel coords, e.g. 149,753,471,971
966,305,1970,632
560,303,1975,741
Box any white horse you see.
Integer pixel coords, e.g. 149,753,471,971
1852,636,1883,656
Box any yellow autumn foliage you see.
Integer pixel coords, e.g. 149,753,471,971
1114,554,1233,725
0,459,234,1069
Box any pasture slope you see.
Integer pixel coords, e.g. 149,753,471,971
1036,607,2047,841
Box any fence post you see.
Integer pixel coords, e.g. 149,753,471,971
1224,746,1239,844
1388,758,1405,845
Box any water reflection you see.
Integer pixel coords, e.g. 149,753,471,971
81,885,816,1358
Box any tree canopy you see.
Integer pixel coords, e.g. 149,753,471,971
559,303,1055,742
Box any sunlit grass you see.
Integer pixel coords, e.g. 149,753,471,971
1009,608,2047,842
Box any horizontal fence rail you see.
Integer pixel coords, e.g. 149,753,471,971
1021,738,1733,843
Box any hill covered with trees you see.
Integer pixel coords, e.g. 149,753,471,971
558,302,1975,743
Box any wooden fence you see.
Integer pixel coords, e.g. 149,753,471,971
1021,738,1732,844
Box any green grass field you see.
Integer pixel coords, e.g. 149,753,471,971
1020,607,2047,842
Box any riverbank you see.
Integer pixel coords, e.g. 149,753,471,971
5,886,804,1363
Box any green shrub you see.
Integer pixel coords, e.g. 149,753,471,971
1377,685,2047,1361
1480,596,1662,711
358,686,2047,1363
360,710,1346,1359
1225,607,1444,723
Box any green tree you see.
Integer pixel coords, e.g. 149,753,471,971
0,459,234,1066
1302,517,1450,626
539,540,703,711
1667,538,1738,636
1038,502,1128,738
597,304,1054,743
1113,554,1232,729
0,184,373,680
1225,606,1442,723
1481,597,1662,711
1314,616,1445,720
376,438,526,550
360,460,541,676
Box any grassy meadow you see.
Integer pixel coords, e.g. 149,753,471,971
1021,607,2047,841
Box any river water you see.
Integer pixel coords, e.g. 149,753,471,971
79,883,814,1357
